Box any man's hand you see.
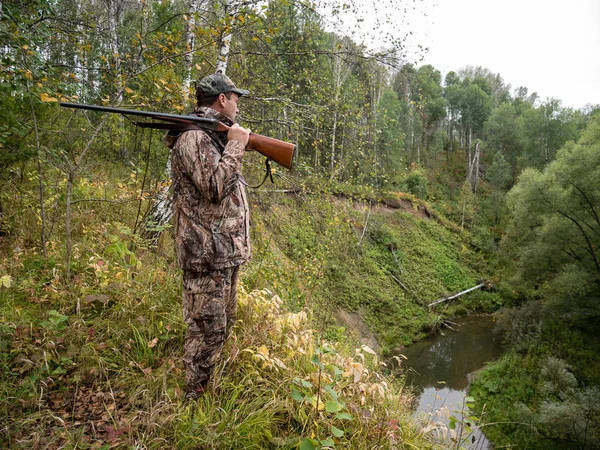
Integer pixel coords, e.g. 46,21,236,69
227,124,251,147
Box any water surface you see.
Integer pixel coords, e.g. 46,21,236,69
398,315,502,449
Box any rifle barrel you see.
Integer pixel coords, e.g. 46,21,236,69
59,102,219,127
59,102,296,170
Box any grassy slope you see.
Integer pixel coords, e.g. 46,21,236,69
0,167,494,448
245,187,500,353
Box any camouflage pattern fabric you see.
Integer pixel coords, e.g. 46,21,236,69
182,266,239,393
171,107,251,271
170,106,251,394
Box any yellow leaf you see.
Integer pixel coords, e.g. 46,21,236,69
125,87,134,94
0,275,12,288
361,345,377,355
40,93,58,102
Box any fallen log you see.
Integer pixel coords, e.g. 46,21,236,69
428,282,488,308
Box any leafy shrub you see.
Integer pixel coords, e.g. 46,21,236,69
403,170,429,199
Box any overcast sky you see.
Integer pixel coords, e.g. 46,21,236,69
414,0,600,109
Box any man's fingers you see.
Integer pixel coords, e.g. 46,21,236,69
227,124,251,146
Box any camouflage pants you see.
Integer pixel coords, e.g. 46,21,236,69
182,266,239,394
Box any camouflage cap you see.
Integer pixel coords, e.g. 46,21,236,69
196,73,250,99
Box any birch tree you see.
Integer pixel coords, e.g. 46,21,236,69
328,37,353,177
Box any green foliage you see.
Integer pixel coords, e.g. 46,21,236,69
484,103,522,164
40,310,69,331
504,115,600,308
403,169,429,198
469,115,600,449
486,151,512,191
517,99,587,170
376,87,405,183
471,346,600,449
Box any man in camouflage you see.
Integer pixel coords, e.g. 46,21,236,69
168,73,252,397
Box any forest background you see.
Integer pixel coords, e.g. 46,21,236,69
1,0,599,449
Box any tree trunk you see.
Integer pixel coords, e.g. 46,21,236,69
468,141,480,192
65,169,74,280
428,282,487,308
138,0,203,244
215,0,235,74
28,82,47,257
330,102,338,175
329,44,351,178
106,0,126,161
183,0,201,92
0,186,5,236
140,156,174,245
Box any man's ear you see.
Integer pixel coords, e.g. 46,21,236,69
217,93,227,107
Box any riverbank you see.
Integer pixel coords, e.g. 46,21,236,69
469,306,600,449
247,187,502,353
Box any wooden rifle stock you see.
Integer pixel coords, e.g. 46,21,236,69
215,122,295,170
59,102,296,170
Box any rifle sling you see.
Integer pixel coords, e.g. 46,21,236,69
239,158,274,189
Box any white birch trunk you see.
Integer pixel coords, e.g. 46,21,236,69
428,282,487,308
330,107,338,175
215,0,236,74
107,0,123,104
140,157,174,245
468,141,480,192
183,0,201,92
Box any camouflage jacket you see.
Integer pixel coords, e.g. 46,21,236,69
170,107,251,271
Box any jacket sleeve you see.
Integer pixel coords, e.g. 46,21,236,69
175,130,245,204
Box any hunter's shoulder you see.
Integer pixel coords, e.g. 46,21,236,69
174,128,213,149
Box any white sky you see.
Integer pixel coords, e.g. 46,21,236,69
414,0,600,109
325,0,600,109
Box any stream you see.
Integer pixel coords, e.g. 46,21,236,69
398,315,502,449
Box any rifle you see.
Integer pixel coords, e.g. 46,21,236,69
59,102,296,170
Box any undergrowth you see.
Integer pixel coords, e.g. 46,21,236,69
0,247,452,448
0,163,494,448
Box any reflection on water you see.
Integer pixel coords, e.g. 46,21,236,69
398,315,502,449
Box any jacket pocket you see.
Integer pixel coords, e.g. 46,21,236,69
211,217,245,266
175,212,212,270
